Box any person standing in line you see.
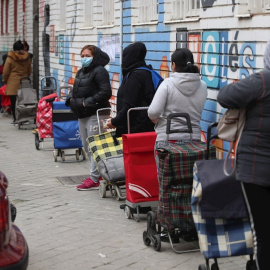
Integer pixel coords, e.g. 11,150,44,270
148,48,207,168
3,40,32,124
105,42,155,136
65,45,111,191
217,40,270,270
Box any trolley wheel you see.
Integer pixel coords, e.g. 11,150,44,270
246,260,257,270
109,186,117,197
147,211,157,228
18,123,21,129
53,150,58,162
115,186,122,201
198,265,207,270
61,150,65,162
75,149,80,160
99,182,107,198
211,263,219,270
153,234,161,251
35,131,40,150
124,206,132,219
82,148,86,160
143,231,151,246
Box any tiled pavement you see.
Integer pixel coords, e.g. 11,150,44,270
0,113,251,270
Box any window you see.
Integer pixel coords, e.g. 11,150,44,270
103,0,114,25
138,0,158,23
237,0,270,15
172,0,200,20
84,0,93,27
1,0,4,35
14,0,17,33
5,0,9,33
59,0,66,29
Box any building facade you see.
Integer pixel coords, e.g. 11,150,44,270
1,0,270,155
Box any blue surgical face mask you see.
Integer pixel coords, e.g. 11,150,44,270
81,57,93,68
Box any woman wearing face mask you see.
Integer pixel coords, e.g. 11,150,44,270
65,45,111,191
148,48,207,168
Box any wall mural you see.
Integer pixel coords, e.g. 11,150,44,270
201,0,236,12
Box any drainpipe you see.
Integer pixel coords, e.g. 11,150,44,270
120,0,123,82
33,0,39,98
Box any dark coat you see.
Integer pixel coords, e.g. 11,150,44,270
111,42,155,136
66,47,111,119
217,70,270,187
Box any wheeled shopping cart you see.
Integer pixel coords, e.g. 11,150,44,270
191,123,256,270
121,107,159,222
52,100,86,162
143,113,216,253
87,108,126,200
16,77,38,129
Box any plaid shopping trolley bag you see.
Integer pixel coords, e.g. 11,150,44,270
143,113,216,253
191,122,255,270
87,130,126,200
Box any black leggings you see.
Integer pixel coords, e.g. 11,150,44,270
243,182,270,270
9,95,17,121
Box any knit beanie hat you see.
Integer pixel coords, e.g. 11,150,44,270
263,39,270,70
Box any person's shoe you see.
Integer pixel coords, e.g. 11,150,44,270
82,176,103,184
11,120,17,125
77,178,100,190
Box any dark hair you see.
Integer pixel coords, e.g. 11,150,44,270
22,40,29,51
13,40,24,51
171,48,199,73
80,45,95,56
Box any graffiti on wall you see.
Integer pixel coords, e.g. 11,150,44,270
201,0,236,12
177,30,257,90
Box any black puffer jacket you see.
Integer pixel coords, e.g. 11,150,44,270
217,70,270,187
66,47,111,119
111,42,155,136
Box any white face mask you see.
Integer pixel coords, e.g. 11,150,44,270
81,57,93,68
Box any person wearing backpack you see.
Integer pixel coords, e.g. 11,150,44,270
148,48,207,168
105,42,158,136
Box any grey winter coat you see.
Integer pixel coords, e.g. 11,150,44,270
217,70,270,187
148,72,207,142
65,47,111,119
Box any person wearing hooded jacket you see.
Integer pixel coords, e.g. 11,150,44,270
148,48,207,167
65,45,111,191
105,42,155,137
217,40,270,270
3,40,32,123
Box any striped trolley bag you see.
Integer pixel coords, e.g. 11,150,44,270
143,113,216,253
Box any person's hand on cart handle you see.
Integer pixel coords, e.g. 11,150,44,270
104,119,115,129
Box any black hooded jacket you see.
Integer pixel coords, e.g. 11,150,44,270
66,47,111,119
111,42,155,136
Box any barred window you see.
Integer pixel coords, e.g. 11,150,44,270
59,0,66,29
84,0,93,27
138,0,158,23
172,0,200,20
103,0,114,25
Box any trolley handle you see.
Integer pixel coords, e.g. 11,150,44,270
206,122,218,160
20,76,31,84
166,113,193,143
59,85,73,100
96,107,114,134
127,107,149,134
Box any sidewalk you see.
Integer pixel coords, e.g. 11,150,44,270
0,113,250,270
